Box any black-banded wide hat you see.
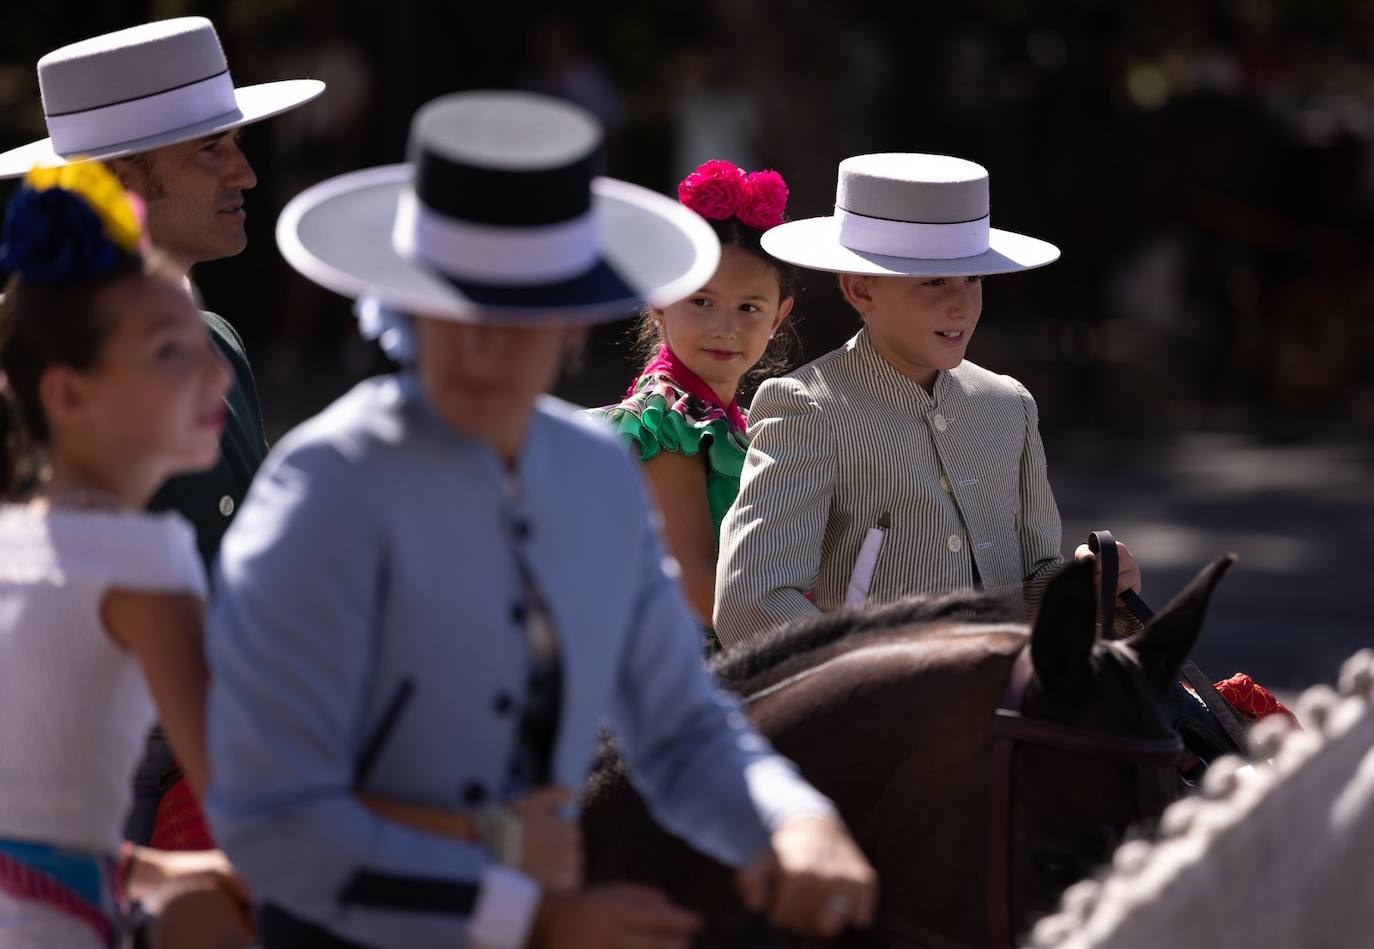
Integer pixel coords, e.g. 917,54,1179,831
0,17,324,179
761,153,1059,277
275,91,720,324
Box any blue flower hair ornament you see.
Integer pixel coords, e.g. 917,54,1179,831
0,185,119,285
0,163,144,286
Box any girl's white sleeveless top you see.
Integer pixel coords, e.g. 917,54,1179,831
0,505,205,855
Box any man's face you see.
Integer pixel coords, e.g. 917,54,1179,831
113,130,258,266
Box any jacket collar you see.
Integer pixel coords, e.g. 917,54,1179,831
847,327,960,411
634,344,747,431
398,371,552,487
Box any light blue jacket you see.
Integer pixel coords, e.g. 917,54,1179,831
205,374,834,948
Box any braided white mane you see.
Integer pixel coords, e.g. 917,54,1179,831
1029,649,1374,949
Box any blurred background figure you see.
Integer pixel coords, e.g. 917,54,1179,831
664,3,763,181
518,16,623,166
258,0,374,382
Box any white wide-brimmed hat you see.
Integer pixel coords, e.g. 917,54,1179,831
275,90,720,325
0,17,324,179
762,153,1060,277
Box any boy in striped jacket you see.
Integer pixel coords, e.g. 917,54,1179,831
714,153,1141,647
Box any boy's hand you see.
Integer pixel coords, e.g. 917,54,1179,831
1074,539,1142,605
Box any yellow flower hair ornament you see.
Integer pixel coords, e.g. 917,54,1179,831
23,161,143,253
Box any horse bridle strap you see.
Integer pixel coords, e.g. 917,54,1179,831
985,647,1184,949
989,709,1184,763
1087,530,1251,752
1087,530,1121,639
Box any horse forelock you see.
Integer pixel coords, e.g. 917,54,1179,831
711,588,1024,696
1018,638,1176,744
1110,641,1176,733
1085,640,1177,739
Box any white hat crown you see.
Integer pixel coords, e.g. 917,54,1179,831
0,16,323,178
760,151,1059,277
392,92,608,287
275,90,721,324
835,154,992,260
38,18,238,157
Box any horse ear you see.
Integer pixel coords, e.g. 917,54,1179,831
1030,558,1098,694
1127,555,1236,693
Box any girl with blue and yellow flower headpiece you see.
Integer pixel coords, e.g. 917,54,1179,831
0,162,249,947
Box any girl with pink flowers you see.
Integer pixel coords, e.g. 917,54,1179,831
591,160,797,641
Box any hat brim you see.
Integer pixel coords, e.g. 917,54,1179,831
275,164,721,325
0,79,325,180
761,215,1060,277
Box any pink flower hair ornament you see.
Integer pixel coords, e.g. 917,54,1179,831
677,159,789,231
125,191,153,255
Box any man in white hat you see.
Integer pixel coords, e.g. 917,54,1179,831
0,16,324,844
714,153,1142,646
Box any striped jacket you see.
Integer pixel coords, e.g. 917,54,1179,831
714,328,1064,648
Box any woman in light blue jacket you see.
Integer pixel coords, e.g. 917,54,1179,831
205,91,877,949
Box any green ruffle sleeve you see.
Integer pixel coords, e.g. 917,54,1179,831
587,375,749,540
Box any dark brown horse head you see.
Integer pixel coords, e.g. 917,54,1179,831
1009,554,1235,937
583,556,1236,949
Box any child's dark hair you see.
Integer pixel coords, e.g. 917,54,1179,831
0,255,152,495
0,163,173,497
633,215,802,382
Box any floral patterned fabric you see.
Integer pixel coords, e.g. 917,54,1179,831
1212,673,1299,727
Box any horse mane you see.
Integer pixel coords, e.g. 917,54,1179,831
585,589,1021,798
710,588,1023,695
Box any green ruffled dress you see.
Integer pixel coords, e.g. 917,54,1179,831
590,371,749,542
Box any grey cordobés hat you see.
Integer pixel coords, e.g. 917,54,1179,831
0,17,324,179
275,90,720,324
762,153,1060,277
